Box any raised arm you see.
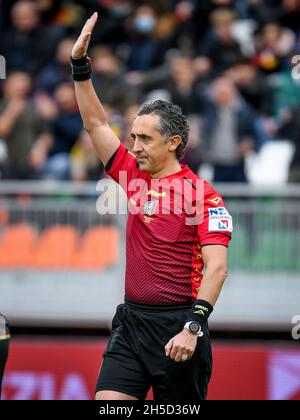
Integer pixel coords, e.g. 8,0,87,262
71,13,120,166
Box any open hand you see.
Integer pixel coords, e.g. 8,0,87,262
71,12,98,59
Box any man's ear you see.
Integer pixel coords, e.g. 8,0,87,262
168,135,182,153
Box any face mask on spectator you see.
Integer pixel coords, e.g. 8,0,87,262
133,15,156,34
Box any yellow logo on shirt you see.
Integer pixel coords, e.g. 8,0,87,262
147,190,166,197
208,196,221,205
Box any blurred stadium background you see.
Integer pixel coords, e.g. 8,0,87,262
0,0,300,400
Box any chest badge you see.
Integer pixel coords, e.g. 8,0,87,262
144,200,159,216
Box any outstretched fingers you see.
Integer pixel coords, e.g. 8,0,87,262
72,12,98,59
80,12,98,36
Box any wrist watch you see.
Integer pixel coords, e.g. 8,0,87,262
184,321,203,337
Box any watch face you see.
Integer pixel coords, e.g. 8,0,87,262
189,321,201,333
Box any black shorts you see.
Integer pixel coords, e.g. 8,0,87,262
96,299,212,401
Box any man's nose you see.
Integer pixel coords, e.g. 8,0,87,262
132,139,143,154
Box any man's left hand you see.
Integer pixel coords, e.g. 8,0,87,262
165,329,198,363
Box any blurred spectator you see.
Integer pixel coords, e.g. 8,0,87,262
35,37,75,94
140,53,202,116
172,0,197,49
0,0,66,28
248,0,283,25
180,0,248,49
180,113,203,173
253,21,295,74
226,59,274,115
106,104,126,141
201,76,255,182
226,59,275,150
0,0,65,75
91,46,129,111
166,55,202,114
277,102,300,182
249,0,300,32
0,71,52,179
70,129,103,181
123,4,170,72
1,0,299,187
40,82,82,180
280,0,300,33
76,0,132,48
273,50,300,117
195,8,243,78
35,0,65,25
121,102,141,150
252,48,300,149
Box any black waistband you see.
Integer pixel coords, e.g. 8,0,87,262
124,298,193,312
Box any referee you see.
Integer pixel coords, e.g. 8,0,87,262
71,13,232,401
0,314,10,399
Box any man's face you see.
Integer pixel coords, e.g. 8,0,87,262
54,83,76,111
131,114,172,175
4,72,31,99
212,78,236,107
12,1,39,32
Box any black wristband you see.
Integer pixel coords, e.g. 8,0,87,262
70,55,92,81
185,299,213,327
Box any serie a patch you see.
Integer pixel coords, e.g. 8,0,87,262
208,207,233,232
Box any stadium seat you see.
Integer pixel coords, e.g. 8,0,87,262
246,141,295,185
28,225,78,269
70,226,119,269
0,224,37,268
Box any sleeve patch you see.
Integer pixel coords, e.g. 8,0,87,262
208,207,233,232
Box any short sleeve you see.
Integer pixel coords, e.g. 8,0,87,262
105,144,147,196
197,185,233,247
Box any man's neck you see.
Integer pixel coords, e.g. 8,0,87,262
151,161,182,179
